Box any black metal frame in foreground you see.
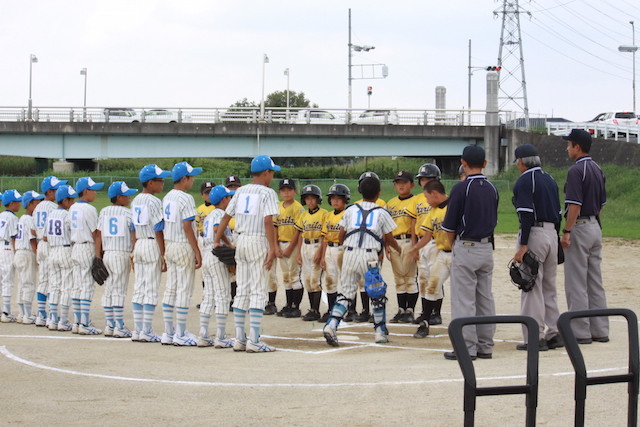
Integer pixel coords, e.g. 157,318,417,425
557,308,639,427
448,315,540,427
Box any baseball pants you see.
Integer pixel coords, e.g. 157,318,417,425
48,246,73,305
450,240,495,356
563,217,608,339
301,241,322,293
233,234,269,311
0,244,15,298
13,249,36,305
132,239,162,306
519,224,560,343
389,237,418,293
163,242,196,308
340,248,379,301
72,242,96,301
323,245,344,294
102,250,131,307
418,240,437,296
426,250,451,301
268,241,302,292
36,240,49,295
200,250,231,316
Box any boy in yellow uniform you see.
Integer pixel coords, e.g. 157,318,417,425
386,171,419,323
292,185,328,321
413,163,442,325
270,178,304,317
319,183,350,322
407,180,451,338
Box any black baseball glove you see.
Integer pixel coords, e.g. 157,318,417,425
508,251,539,293
212,247,237,266
91,257,109,286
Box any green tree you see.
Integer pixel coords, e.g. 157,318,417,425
265,90,317,108
229,98,257,108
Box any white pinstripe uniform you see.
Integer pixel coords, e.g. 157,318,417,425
200,208,232,316
69,201,98,301
0,210,19,299
339,202,396,301
33,200,58,295
13,214,37,307
131,193,164,306
162,189,197,308
225,184,279,310
46,209,73,306
98,205,133,307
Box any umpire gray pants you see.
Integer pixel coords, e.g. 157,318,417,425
450,239,495,356
520,223,560,343
564,217,608,339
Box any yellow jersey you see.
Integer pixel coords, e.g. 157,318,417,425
419,200,451,251
295,207,329,240
321,209,346,244
196,203,215,235
355,198,386,208
229,217,236,232
274,200,305,242
385,194,417,236
414,193,432,237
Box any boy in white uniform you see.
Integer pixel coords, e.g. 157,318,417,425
198,185,236,348
0,190,22,322
13,191,43,324
96,181,137,338
70,177,104,335
131,164,172,343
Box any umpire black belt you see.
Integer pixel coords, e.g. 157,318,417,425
394,234,411,240
458,236,492,243
532,221,555,228
326,242,341,247
303,238,320,244
577,215,597,220
346,247,375,253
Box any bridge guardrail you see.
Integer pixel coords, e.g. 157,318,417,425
547,122,640,142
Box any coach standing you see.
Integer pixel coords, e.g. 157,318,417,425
512,144,563,351
561,129,608,344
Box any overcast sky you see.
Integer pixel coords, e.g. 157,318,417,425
1,0,639,121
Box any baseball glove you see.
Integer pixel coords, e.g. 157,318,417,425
508,251,539,292
212,246,237,266
91,257,109,286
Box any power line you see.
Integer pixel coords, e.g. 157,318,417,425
545,0,632,41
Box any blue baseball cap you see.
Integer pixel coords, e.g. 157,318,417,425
139,164,172,183
75,177,105,194
250,155,281,173
208,185,236,205
42,176,68,193
108,181,138,199
2,189,22,206
21,190,45,209
172,161,202,182
55,185,77,203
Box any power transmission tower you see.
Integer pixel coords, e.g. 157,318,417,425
494,0,531,129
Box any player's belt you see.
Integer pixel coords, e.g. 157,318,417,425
577,215,597,220
326,242,341,247
303,238,320,244
144,237,155,240
458,236,491,243
346,247,374,253
75,241,93,244
63,244,71,247
443,249,452,253
532,221,555,228
393,234,411,240
1,241,10,246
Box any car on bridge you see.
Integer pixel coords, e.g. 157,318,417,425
293,109,338,124
142,109,190,123
588,111,638,135
352,109,400,125
103,108,141,123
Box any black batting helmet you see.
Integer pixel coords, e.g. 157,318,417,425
327,183,351,203
415,163,441,180
301,184,322,205
358,171,380,183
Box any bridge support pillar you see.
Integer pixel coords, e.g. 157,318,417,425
52,161,74,173
484,72,500,176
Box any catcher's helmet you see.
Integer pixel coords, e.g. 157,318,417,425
301,184,322,205
358,171,380,183
327,183,351,203
415,163,441,180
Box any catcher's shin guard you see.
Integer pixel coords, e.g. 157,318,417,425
326,294,351,329
371,296,388,335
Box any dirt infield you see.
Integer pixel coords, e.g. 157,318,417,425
0,235,638,426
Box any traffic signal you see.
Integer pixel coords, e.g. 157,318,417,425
367,86,373,95
486,66,502,71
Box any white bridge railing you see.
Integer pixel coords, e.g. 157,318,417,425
547,122,640,143
0,106,518,127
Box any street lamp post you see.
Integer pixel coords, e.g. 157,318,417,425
348,8,375,117
284,68,290,119
260,54,269,121
619,21,637,112
80,68,87,121
28,54,38,121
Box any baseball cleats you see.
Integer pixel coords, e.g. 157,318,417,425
131,331,141,342
160,333,174,345
284,308,301,318
21,315,36,325
71,323,79,334
173,332,197,346
276,306,291,317
78,324,103,335
48,320,59,331
246,340,276,353
413,320,430,339
233,339,247,352
264,302,278,315
354,311,370,323
323,324,339,347
342,309,356,322
57,321,73,332
546,335,564,349
319,312,330,323
302,309,321,321
138,330,161,343
214,337,234,349
1,313,17,323
35,315,47,327
399,308,415,323
390,309,404,323
113,326,132,338
516,339,548,351
104,325,115,337
197,336,215,347
374,329,389,344
428,313,443,325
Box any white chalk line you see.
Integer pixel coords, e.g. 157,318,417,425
0,345,628,388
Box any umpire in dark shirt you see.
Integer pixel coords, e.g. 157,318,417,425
561,129,608,344
441,145,498,360
512,144,563,351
